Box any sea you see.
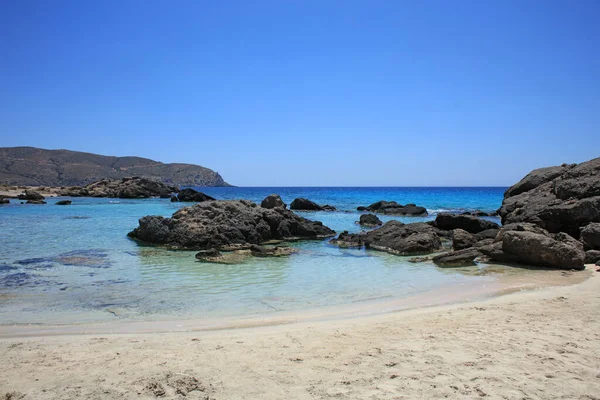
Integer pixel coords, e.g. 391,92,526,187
0,187,519,326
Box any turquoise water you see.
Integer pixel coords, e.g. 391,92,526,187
0,187,505,324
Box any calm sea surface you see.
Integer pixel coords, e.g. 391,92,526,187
0,187,507,324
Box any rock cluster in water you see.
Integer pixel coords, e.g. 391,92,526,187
59,177,178,199
170,188,215,202
128,199,336,250
290,198,336,211
357,201,428,216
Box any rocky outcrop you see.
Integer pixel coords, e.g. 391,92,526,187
55,200,72,205
585,250,600,265
17,190,45,201
0,197,9,204
175,188,215,202
356,201,427,216
128,200,335,250
290,198,336,211
433,248,480,267
60,177,178,198
330,221,441,255
261,194,286,209
359,213,382,227
580,223,600,250
479,225,585,270
434,213,499,234
452,229,477,250
499,158,600,238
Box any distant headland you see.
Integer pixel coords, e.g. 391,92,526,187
0,146,230,187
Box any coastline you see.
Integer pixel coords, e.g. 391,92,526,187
2,267,599,399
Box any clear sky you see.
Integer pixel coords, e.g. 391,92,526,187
1,1,599,186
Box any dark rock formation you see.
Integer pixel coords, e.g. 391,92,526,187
434,213,500,234
170,195,178,202
359,213,383,227
330,221,441,255
580,222,600,250
61,177,178,198
0,146,230,187
461,210,498,217
585,250,600,265
356,201,427,216
290,198,336,211
17,190,45,201
176,188,215,202
26,200,46,204
452,229,477,250
499,158,600,239
249,245,297,257
479,226,585,270
128,200,335,250
55,200,72,205
261,194,286,209
433,248,480,267
0,197,9,204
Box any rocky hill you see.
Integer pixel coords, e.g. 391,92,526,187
0,147,230,187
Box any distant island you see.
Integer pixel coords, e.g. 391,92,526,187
0,147,230,187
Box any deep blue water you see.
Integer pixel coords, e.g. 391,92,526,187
0,187,507,324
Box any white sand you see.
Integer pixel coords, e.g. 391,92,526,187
2,268,600,399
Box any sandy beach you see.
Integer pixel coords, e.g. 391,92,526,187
1,268,599,400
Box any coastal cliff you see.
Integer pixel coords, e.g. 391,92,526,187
0,147,230,187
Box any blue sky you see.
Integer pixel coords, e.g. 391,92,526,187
1,1,599,186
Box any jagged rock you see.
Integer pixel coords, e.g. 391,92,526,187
249,244,297,257
499,158,600,238
493,222,551,243
55,200,72,205
434,213,499,234
359,213,382,227
452,229,477,250
585,250,600,264
474,229,500,241
128,200,335,250
26,200,46,204
480,229,585,270
580,222,600,250
176,188,215,202
433,248,481,267
290,198,336,211
17,190,45,201
356,201,427,216
330,221,441,255
64,177,178,198
261,194,286,209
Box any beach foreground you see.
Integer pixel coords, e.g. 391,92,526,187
2,269,599,399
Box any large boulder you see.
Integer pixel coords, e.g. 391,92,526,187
67,177,178,198
580,222,600,250
359,213,383,227
330,221,441,255
585,250,600,265
17,190,45,201
176,188,215,202
128,200,335,250
499,158,600,238
261,194,286,209
452,229,477,250
356,201,427,216
290,198,336,211
434,213,499,233
480,228,585,270
433,248,481,267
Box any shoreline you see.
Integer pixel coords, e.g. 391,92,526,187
1,267,599,399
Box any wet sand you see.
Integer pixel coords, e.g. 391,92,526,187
1,267,599,399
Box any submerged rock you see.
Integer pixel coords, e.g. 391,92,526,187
128,200,335,250
499,158,600,239
290,198,336,211
433,248,481,267
434,213,499,234
356,201,427,216
18,190,45,201
26,200,46,204
358,213,383,227
249,244,297,257
261,194,286,209
176,188,215,202
330,221,441,255
55,200,72,205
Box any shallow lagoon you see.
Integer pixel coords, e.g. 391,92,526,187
0,187,521,325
